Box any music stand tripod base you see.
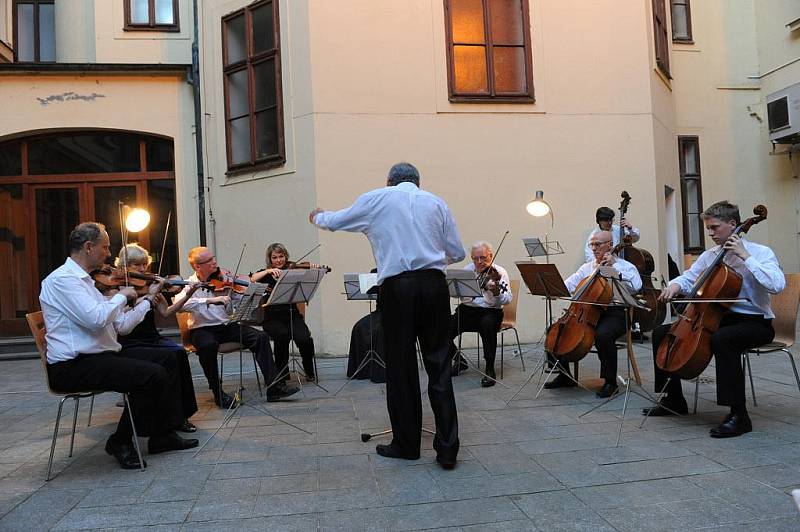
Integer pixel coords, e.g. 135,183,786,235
361,427,436,443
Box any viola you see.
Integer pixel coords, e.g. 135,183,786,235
655,205,768,379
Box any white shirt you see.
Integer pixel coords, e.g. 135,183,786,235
313,182,466,284
584,224,641,263
462,262,513,309
39,257,152,363
669,238,785,319
565,257,642,295
173,273,231,329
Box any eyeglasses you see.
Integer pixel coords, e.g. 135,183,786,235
471,255,489,261
588,242,611,248
194,255,216,266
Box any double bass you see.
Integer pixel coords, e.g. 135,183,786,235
655,205,768,379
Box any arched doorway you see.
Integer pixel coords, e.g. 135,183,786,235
0,130,178,337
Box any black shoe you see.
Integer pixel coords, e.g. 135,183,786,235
481,367,497,388
596,382,618,398
544,373,576,389
641,400,688,417
177,419,197,433
105,435,146,470
213,391,237,409
267,382,299,402
710,412,752,438
436,454,457,470
375,443,419,460
148,431,200,454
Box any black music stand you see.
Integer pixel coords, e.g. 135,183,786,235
194,282,311,457
335,273,383,395
263,268,328,394
446,268,508,389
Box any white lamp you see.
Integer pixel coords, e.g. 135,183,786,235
123,206,151,233
526,190,553,226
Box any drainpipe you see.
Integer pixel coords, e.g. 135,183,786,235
190,0,207,245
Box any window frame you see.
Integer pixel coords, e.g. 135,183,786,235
123,0,180,33
678,136,704,254
443,0,535,103
652,0,671,78
670,0,693,43
12,0,55,63
221,0,285,173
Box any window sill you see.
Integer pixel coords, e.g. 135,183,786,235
672,38,694,45
123,25,181,33
225,158,286,178
448,95,535,104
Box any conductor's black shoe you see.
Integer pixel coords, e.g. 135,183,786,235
596,382,618,398
641,400,688,417
177,419,197,433
710,412,752,438
267,382,299,402
436,454,457,470
148,431,199,454
544,374,576,389
213,391,237,409
481,366,497,388
376,443,419,460
105,435,146,470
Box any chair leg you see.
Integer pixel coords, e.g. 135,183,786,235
46,396,69,482
122,394,145,471
783,349,800,393
69,397,80,458
87,395,95,427
744,353,757,407
500,330,504,380
313,356,319,383
513,327,524,371
251,353,263,396
693,375,700,414
218,354,225,401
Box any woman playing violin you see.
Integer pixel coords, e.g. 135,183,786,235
250,243,318,381
114,244,201,433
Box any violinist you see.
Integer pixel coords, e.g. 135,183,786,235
40,223,198,469
644,201,785,438
174,246,298,408
448,241,512,387
545,231,642,397
250,243,318,381
584,206,641,263
114,244,200,433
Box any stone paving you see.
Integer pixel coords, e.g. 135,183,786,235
0,342,799,531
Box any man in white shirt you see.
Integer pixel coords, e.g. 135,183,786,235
545,231,642,398
174,248,298,407
39,222,198,470
310,162,465,470
644,201,785,438
584,206,641,263
448,241,512,387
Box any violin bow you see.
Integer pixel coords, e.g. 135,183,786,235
156,211,171,277
117,201,130,287
292,243,322,265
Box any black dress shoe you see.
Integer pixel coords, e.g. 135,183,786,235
267,382,299,402
596,382,618,398
148,431,200,454
436,454,456,470
177,419,197,433
105,436,146,469
641,401,688,417
710,412,752,438
375,443,419,460
214,391,237,409
544,373,577,389
481,367,497,388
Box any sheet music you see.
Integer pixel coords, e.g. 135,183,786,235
358,273,378,295
344,273,377,301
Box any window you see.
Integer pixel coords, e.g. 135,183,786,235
12,0,55,62
678,136,704,253
222,0,284,171
652,0,670,78
444,0,534,103
671,0,692,42
124,0,179,32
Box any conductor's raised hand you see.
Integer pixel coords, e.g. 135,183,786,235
309,207,324,225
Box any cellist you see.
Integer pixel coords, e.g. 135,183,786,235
545,231,642,397
644,201,785,439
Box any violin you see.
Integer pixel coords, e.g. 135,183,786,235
284,261,332,273
477,265,508,295
92,266,206,298
206,268,252,294
655,205,768,379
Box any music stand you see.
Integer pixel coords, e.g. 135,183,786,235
194,282,311,457
446,269,508,388
335,273,383,395
262,268,328,393
523,236,564,263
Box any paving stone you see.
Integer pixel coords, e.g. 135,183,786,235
53,501,192,530
0,487,86,531
572,478,706,509
604,454,728,482
687,470,799,518
659,496,757,528
511,490,610,529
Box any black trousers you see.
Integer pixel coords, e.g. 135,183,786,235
47,349,182,440
262,304,315,379
121,338,198,419
448,305,504,366
652,313,774,407
379,269,459,460
190,322,279,394
551,308,626,383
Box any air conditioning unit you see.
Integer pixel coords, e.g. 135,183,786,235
768,82,800,144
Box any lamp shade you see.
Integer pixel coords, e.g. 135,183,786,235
526,190,551,217
124,207,151,233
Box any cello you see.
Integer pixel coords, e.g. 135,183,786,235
655,205,768,379
615,191,667,332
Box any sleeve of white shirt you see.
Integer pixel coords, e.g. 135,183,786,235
173,285,206,312
745,248,786,294
565,263,590,294
114,299,152,335
443,204,466,264
313,192,374,233
670,251,711,294
45,278,128,331
615,260,642,292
